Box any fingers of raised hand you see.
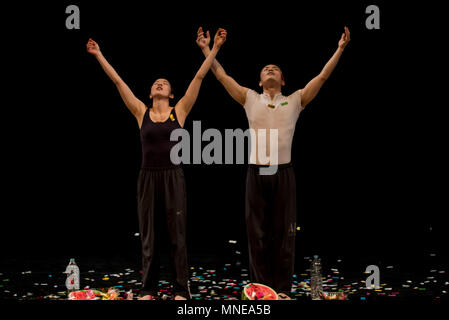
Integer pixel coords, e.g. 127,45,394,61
196,27,210,44
215,28,226,41
197,27,204,38
344,26,350,42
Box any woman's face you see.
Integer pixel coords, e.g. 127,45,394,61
150,78,172,99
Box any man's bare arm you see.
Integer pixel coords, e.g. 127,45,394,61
301,27,351,108
175,29,226,126
196,27,248,106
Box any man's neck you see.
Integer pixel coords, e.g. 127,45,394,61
263,86,282,100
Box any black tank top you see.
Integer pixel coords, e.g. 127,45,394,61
140,107,182,168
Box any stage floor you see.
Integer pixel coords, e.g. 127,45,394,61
1,249,447,302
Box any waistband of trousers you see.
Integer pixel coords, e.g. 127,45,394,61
248,162,292,170
140,165,181,171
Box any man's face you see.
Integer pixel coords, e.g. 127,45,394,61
150,78,173,99
259,65,284,86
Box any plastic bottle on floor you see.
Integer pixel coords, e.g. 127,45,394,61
64,258,80,292
310,255,323,300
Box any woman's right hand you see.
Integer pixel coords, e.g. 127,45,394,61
86,38,101,56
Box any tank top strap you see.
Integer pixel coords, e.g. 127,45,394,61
169,107,181,127
140,107,149,127
170,107,176,118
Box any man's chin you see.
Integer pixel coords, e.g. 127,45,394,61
263,78,281,86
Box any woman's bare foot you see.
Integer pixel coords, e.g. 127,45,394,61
278,293,292,300
138,295,155,300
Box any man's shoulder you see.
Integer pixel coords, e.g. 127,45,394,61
247,88,260,96
244,89,261,105
287,89,301,99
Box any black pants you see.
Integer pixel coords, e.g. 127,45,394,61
137,166,190,298
245,163,297,295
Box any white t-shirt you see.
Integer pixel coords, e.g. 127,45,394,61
243,89,303,165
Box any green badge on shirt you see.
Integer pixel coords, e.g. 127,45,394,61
281,101,288,106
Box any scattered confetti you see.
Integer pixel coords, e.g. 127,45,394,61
0,249,447,301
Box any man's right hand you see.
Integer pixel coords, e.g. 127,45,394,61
196,27,210,51
86,38,101,56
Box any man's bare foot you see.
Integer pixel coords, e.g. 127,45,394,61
126,291,134,300
174,295,187,300
278,293,292,300
138,295,155,300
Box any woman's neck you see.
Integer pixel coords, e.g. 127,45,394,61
151,97,171,113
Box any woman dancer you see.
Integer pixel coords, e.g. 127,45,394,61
86,28,226,300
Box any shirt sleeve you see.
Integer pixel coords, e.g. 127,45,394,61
289,89,303,112
243,89,259,110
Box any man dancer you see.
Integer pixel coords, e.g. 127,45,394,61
196,26,350,299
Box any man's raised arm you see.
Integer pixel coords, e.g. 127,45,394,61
196,27,248,106
175,29,226,126
300,26,351,109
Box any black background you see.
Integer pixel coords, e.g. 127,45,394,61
1,1,446,274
